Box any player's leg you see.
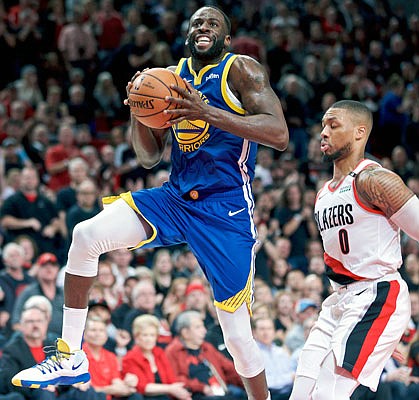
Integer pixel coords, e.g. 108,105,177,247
289,294,338,400
12,199,149,388
62,198,150,350
312,351,359,400
216,303,270,400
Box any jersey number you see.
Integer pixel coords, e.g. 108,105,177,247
338,229,350,254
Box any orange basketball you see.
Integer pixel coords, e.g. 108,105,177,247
128,68,187,129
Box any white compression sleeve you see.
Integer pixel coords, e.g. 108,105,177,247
390,196,419,242
66,198,148,277
216,303,265,378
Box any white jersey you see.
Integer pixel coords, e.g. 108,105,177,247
314,159,402,285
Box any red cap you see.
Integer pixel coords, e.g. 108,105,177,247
37,253,58,266
185,282,206,296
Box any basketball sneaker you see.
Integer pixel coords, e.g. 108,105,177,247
11,338,90,388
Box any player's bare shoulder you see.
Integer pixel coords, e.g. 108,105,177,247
356,166,414,217
228,55,280,115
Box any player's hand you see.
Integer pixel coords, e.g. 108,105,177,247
164,79,207,125
124,69,150,105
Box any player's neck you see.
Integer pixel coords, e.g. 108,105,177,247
191,52,226,72
332,154,364,185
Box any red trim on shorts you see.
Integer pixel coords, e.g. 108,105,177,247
351,280,400,378
324,252,365,281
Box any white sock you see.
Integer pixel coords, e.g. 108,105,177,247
62,306,88,351
266,391,271,400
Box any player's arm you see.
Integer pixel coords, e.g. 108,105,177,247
356,167,419,241
125,72,172,169
166,56,289,151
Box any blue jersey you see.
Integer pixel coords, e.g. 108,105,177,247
170,53,258,196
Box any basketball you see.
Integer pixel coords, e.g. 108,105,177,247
128,68,187,129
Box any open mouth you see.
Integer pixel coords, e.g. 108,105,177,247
195,35,212,49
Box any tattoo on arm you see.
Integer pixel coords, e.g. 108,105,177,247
356,167,414,217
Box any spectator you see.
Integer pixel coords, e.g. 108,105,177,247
272,290,295,345
274,182,318,271
0,166,62,255
377,74,409,158
161,276,188,326
65,178,101,248
0,242,34,338
122,279,171,348
151,248,174,306
57,6,97,74
93,0,125,68
93,71,124,130
55,157,90,239
284,297,318,353
106,248,137,291
122,314,191,400
165,310,246,399
11,252,63,337
0,306,56,400
96,259,123,311
83,316,140,400
44,124,84,192
13,65,43,110
252,316,295,399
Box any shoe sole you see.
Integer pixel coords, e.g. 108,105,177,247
12,373,91,388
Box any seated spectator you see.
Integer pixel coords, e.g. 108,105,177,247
122,279,172,349
284,298,318,354
165,310,246,399
44,124,84,192
0,305,98,399
96,260,123,311
111,275,138,330
161,276,188,326
150,248,174,306
11,252,63,337
0,242,34,338
83,316,141,400
272,290,295,345
252,316,295,399
65,178,101,249
0,166,63,255
122,314,191,400
55,157,90,240
0,306,56,400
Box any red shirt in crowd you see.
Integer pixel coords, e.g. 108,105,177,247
122,345,177,395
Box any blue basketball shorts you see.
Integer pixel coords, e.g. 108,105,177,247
117,183,258,312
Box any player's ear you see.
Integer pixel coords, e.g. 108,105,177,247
224,35,231,48
356,125,367,140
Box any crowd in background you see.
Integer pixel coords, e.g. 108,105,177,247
0,0,417,399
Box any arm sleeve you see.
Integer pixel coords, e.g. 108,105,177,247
390,196,419,242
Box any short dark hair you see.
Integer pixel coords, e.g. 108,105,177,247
330,100,373,129
207,6,231,35
192,6,231,35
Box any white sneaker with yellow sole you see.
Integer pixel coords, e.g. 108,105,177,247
11,338,90,388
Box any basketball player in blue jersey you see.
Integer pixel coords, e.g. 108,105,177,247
12,7,289,400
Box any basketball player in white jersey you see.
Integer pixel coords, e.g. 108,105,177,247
290,100,419,400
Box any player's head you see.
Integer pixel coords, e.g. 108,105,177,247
320,100,373,162
186,6,231,61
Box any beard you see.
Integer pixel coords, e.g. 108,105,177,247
322,142,352,162
187,35,226,61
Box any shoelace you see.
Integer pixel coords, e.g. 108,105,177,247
35,342,74,374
